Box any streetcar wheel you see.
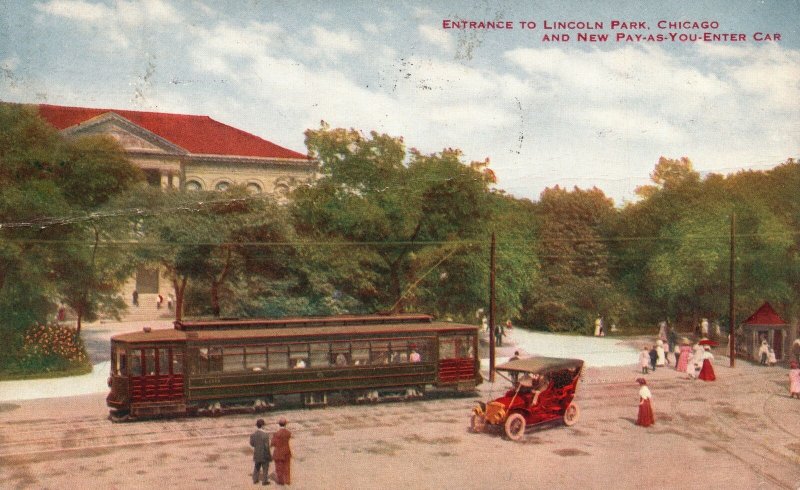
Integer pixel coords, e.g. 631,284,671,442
470,414,486,433
563,402,580,426
504,413,526,441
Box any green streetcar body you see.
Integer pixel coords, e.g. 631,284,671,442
107,315,481,419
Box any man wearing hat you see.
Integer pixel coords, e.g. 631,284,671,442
249,419,272,485
271,418,293,485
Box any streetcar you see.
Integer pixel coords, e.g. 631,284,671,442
106,314,481,420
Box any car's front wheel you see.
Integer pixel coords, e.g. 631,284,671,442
504,413,526,441
563,402,580,426
470,414,486,433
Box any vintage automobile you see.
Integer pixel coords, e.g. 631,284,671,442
470,356,584,441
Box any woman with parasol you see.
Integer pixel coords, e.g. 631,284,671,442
698,339,718,381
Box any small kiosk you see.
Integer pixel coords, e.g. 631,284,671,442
737,302,790,362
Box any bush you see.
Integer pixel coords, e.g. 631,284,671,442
15,322,90,373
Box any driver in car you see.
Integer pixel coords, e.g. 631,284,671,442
518,374,549,408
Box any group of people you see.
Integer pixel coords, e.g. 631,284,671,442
131,290,174,311
249,417,293,486
757,339,778,366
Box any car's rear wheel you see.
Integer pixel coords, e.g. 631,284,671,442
563,402,580,426
470,414,486,433
504,413,526,441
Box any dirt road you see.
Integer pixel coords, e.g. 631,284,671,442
1,359,798,489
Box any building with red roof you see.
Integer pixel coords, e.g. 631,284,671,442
36,103,315,195
737,302,791,362
33,103,316,320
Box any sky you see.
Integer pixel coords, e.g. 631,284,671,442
1,0,798,204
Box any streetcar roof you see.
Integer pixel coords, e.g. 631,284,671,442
174,313,433,331
496,356,584,373
111,321,477,343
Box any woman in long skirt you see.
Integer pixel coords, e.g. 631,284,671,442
676,339,691,372
698,346,716,381
789,362,800,399
636,378,655,427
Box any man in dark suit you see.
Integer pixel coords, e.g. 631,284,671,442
250,419,271,485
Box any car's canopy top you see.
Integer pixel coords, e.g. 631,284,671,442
496,356,584,374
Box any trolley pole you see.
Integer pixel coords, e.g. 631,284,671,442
729,212,736,368
489,232,496,382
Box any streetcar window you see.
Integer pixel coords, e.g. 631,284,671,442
223,347,245,372
158,349,169,375
268,345,289,370
439,338,456,359
309,342,329,367
391,341,408,363
289,343,309,367
448,335,473,358
351,341,369,365
114,347,127,375
172,350,183,375
208,347,223,373
409,339,427,362
130,349,143,376
195,347,209,374
245,346,267,370
370,341,390,365
330,342,350,366
145,349,156,375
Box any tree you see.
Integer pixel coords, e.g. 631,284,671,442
116,186,296,319
523,186,618,332
292,124,495,317
0,103,140,370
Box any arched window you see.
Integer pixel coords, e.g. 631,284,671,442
185,180,203,191
246,182,262,194
215,181,231,192
274,183,290,197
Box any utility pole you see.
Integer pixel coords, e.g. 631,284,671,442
729,212,736,368
489,232,496,382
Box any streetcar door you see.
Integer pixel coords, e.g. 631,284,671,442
129,347,184,403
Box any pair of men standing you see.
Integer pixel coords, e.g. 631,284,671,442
250,418,292,485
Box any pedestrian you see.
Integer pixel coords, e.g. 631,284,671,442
249,419,272,485
156,293,164,309
758,340,769,365
768,347,777,366
594,317,603,337
792,339,800,364
635,378,655,427
676,338,691,372
509,350,520,384
672,342,681,368
655,339,666,367
639,347,650,374
789,362,800,399
271,418,292,485
648,345,658,372
167,293,174,311
691,341,705,378
132,289,139,307
698,346,716,382
495,322,504,347
700,318,709,338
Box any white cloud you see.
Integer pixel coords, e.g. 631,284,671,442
418,25,453,53
34,0,107,22
34,0,182,49
310,26,363,60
